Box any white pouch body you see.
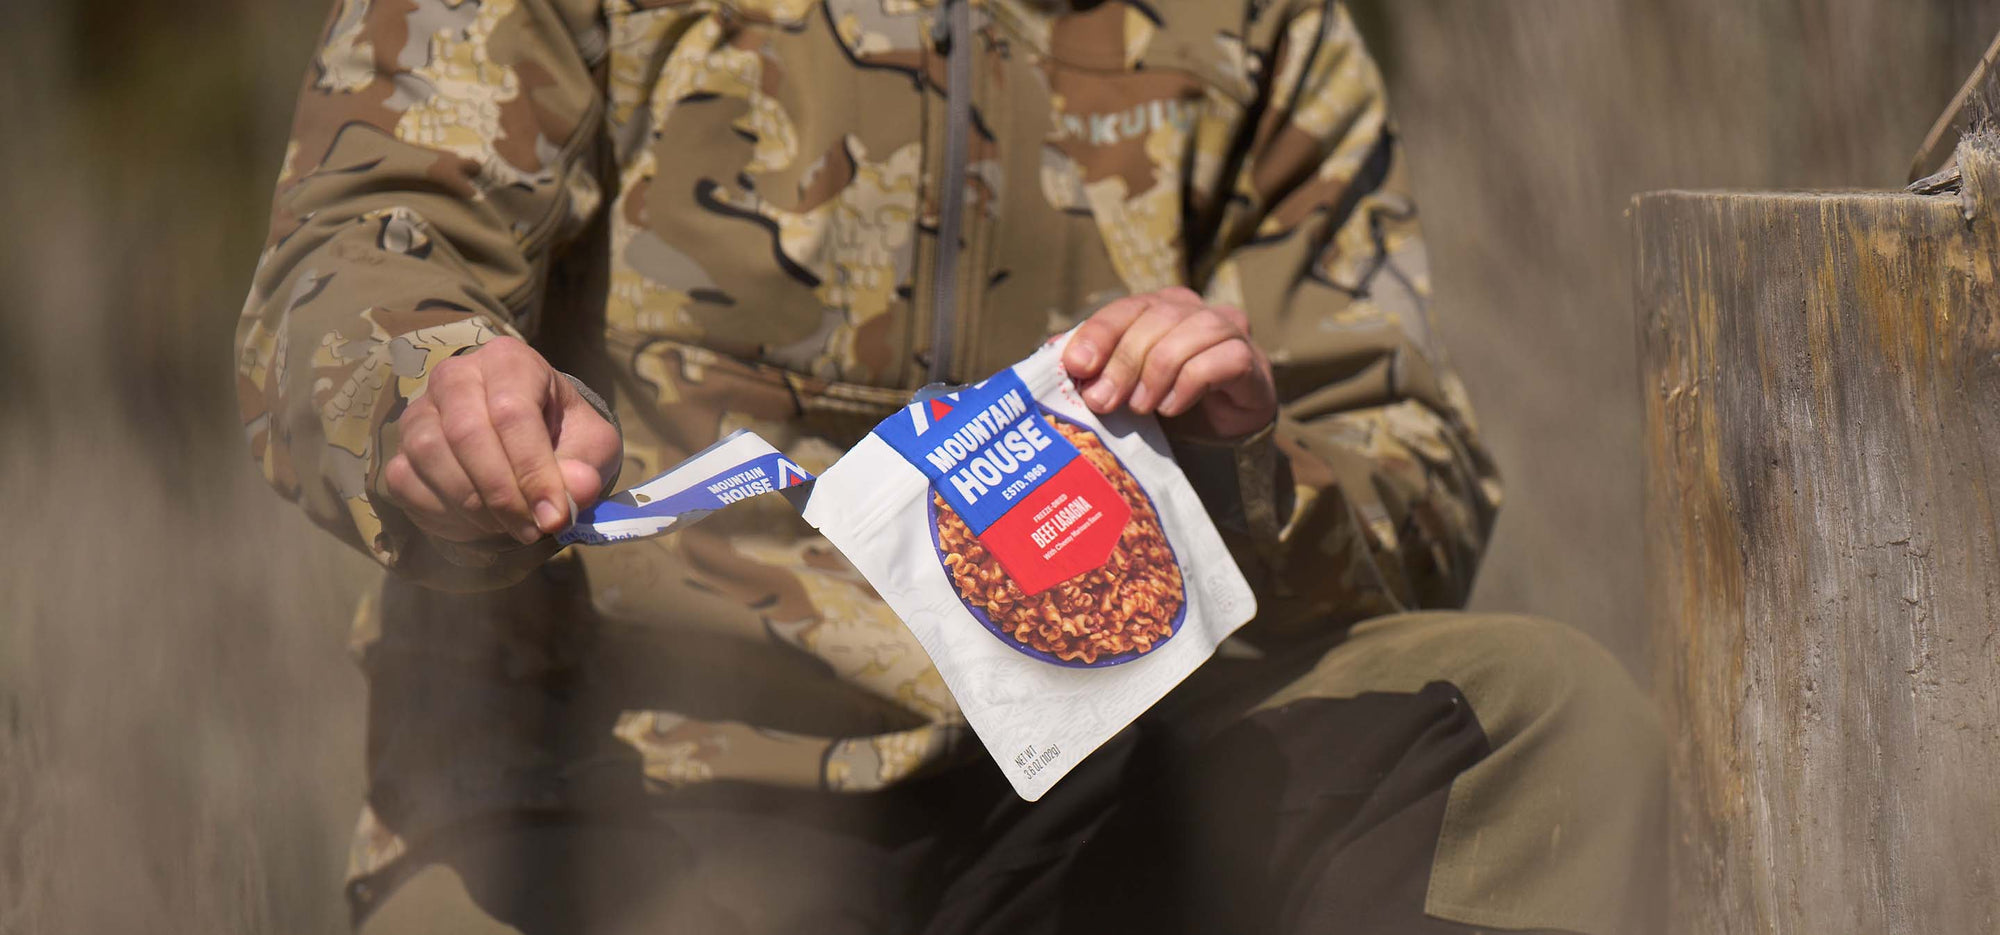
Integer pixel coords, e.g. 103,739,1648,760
802,334,1257,800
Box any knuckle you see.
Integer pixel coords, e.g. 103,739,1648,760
1188,350,1228,380
1159,286,1203,305
442,415,485,448
1141,351,1181,386
1212,342,1250,369
480,337,535,369
1076,317,1121,346
1205,342,1253,378
1226,339,1259,366
401,425,445,460
1088,296,1144,328
1181,355,1220,385
383,457,417,496
1108,343,1147,377
1143,299,1191,324
486,392,536,428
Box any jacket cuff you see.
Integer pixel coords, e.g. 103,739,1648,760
1166,419,1292,545
560,371,620,443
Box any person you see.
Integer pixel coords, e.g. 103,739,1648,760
237,0,1664,931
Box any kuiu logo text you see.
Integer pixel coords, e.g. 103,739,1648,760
1049,97,1199,147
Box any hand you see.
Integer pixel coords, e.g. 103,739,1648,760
1061,287,1278,439
384,337,621,545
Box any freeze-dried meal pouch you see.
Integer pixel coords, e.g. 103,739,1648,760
559,429,814,546
801,333,1257,800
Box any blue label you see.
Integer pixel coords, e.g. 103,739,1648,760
871,370,1078,534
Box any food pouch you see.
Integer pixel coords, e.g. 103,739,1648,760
801,333,1257,800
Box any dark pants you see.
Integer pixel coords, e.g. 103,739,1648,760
360,614,1666,935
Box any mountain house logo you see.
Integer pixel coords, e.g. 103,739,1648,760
775,457,810,488
909,390,965,435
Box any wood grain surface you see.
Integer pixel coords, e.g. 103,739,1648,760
1638,134,2000,932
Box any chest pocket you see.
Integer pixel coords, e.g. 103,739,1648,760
963,0,1260,373
604,2,935,387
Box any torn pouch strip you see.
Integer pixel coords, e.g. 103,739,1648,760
558,429,814,546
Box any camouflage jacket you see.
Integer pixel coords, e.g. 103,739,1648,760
236,0,1500,895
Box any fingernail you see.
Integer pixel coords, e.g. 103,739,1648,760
1130,380,1152,413
514,523,542,545
1158,388,1181,415
1084,379,1113,408
535,499,566,532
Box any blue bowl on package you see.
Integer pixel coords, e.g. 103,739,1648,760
925,409,1188,668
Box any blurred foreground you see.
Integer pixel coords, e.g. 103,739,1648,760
2,2,1994,931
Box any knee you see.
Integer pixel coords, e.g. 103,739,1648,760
1465,615,1663,785
1360,612,1664,771
1332,615,1669,932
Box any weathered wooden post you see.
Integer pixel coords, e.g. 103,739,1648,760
1637,126,2000,931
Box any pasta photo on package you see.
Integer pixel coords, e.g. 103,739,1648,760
802,334,1257,800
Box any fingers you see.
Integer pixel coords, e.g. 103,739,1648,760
1081,299,1191,413
485,372,573,536
428,358,544,543
378,337,578,545
1063,295,1151,381
383,451,491,542
1213,346,1276,413
558,459,607,510
1134,313,1240,416
1064,287,1271,434
1073,288,1219,414
390,398,502,537
1160,339,1264,419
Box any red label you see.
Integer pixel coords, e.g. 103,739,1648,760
979,459,1132,596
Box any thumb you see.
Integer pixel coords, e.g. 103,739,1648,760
557,459,606,513
550,380,622,510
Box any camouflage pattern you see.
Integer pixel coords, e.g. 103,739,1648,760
236,0,1501,895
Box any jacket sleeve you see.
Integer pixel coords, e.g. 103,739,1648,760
1176,0,1502,634
235,0,608,590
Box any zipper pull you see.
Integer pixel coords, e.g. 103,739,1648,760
931,0,956,52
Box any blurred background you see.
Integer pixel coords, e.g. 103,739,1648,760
2,1,1995,931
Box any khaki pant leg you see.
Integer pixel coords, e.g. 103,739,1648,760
1257,611,1668,934
354,812,918,935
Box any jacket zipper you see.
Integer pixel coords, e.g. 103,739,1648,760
926,0,973,385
